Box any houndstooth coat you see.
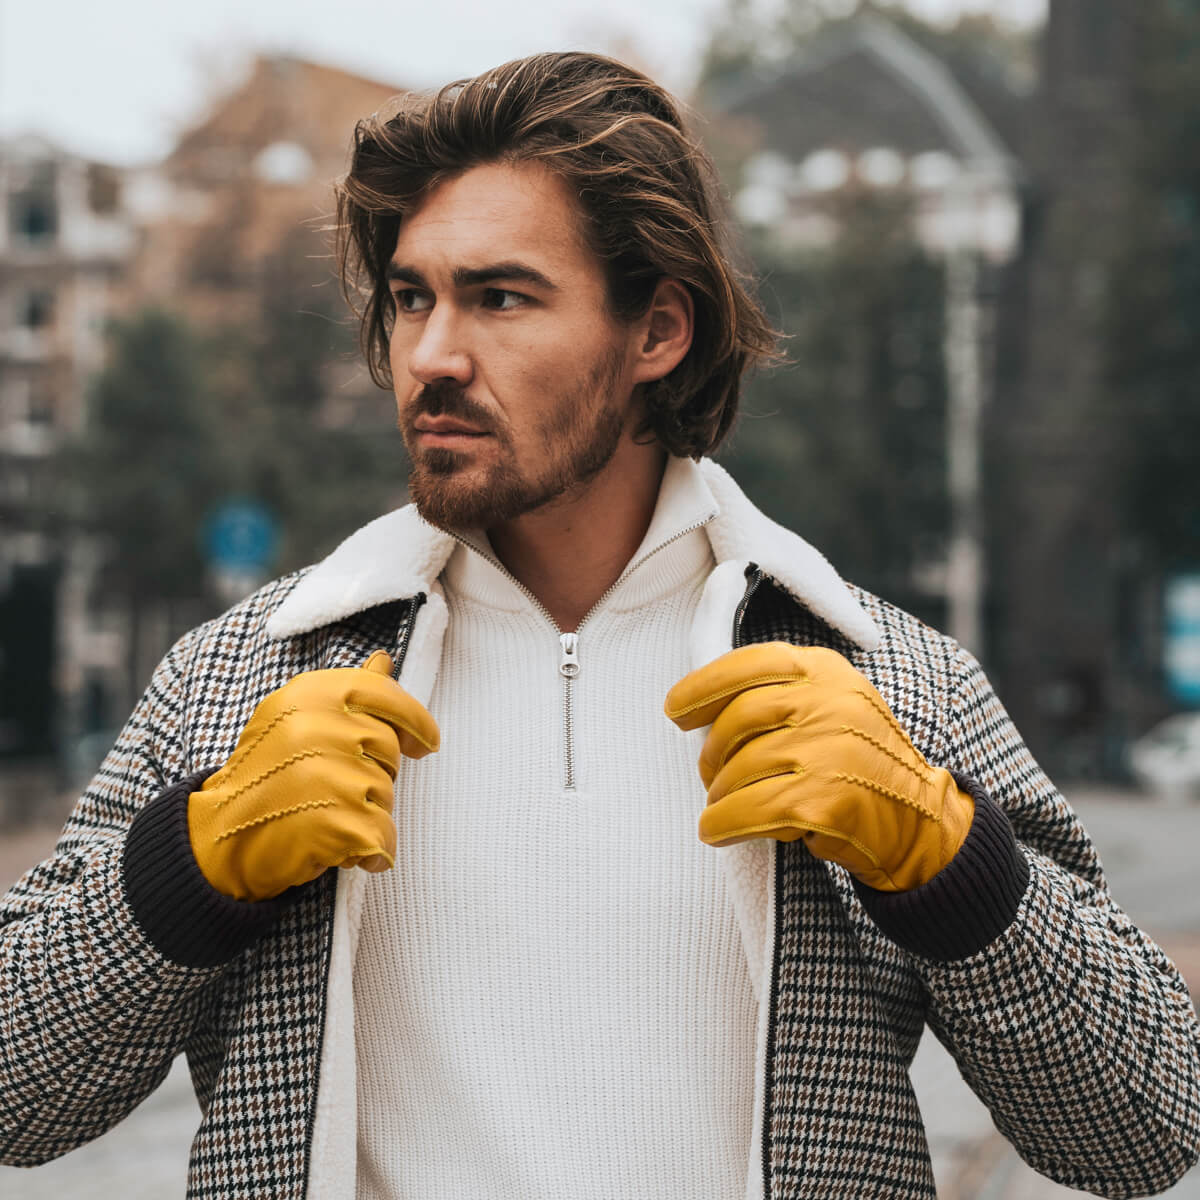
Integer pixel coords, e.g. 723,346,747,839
2,459,1198,1199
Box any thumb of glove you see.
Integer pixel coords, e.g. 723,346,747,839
362,649,395,677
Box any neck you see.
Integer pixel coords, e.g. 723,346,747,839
487,440,667,631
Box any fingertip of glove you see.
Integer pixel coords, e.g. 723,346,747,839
359,851,394,873
362,650,395,676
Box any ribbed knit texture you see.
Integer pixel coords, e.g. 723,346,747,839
852,773,1030,962
354,470,758,1199
122,771,297,968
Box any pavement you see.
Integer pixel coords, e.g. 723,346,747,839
1,786,1199,1197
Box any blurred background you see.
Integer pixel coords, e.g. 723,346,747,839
2,0,1200,1195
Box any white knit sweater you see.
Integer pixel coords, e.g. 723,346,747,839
354,462,758,1199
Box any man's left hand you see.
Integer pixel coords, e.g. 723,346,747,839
664,643,974,892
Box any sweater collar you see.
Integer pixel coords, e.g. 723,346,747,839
265,457,880,650
441,453,718,617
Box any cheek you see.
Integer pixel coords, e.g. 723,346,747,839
388,324,407,375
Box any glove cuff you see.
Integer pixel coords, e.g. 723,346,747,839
122,772,299,968
851,774,1029,962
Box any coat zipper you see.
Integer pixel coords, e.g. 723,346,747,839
731,564,779,1200
392,591,427,680
452,515,715,791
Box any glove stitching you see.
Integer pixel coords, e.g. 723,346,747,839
666,672,810,719
833,771,936,820
214,796,336,841
214,748,323,808
217,705,299,779
853,688,919,752
839,723,933,784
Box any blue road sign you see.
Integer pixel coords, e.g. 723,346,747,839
1164,573,1200,707
205,501,279,572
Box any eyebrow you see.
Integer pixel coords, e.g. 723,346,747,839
385,261,558,291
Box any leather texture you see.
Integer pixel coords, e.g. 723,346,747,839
665,641,974,892
188,650,440,901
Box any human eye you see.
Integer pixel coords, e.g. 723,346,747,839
391,288,433,314
480,287,527,311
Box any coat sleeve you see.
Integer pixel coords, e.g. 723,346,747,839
0,631,229,1166
919,645,1200,1198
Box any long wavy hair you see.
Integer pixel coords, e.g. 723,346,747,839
336,51,779,459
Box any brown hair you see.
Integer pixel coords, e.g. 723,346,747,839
336,51,779,459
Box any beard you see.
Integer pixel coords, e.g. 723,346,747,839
399,349,628,531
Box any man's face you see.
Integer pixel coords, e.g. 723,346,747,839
387,160,645,531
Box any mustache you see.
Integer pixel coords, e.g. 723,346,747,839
402,382,498,433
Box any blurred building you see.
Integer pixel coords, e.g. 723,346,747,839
0,137,137,766
126,55,398,325
720,12,1026,263
0,56,403,789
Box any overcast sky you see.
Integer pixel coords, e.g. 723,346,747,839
0,0,1047,166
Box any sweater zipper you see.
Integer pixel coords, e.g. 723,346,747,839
732,563,779,1200
453,513,715,791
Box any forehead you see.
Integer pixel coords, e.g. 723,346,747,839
390,160,600,282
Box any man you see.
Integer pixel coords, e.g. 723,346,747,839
1,51,1197,1200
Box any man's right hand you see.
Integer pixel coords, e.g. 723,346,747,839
188,650,440,902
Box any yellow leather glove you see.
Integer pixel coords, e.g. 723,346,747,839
664,643,973,892
188,650,439,902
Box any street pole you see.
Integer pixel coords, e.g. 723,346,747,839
944,242,984,658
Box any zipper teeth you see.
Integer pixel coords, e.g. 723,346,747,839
453,513,716,793
562,673,575,790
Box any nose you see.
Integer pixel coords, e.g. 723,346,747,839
404,306,474,388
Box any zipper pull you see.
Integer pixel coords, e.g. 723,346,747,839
559,632,580,678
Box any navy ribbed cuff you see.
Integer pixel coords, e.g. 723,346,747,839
852,774,1030,963
121,772,297,969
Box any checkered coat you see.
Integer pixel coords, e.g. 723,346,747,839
1,460,1198,1199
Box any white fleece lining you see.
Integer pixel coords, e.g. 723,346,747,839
306,596,450,1200
689,556,777,1200
268,459,881,652
297,458,879,1198
267,508,457,641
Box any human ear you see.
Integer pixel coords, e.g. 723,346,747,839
631,278,694,384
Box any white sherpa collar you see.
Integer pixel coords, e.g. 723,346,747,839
266,457,880,650
698,459,881,650
266,505,456,639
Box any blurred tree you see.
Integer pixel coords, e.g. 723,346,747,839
69,309,226,699
699,2,960,620
699,0,1035,96
1105,0,1200,571
202,230,406,574
72,239,406,700
721,187,949,621
73,309,223,601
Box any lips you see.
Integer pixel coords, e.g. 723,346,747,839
413,416,490,436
